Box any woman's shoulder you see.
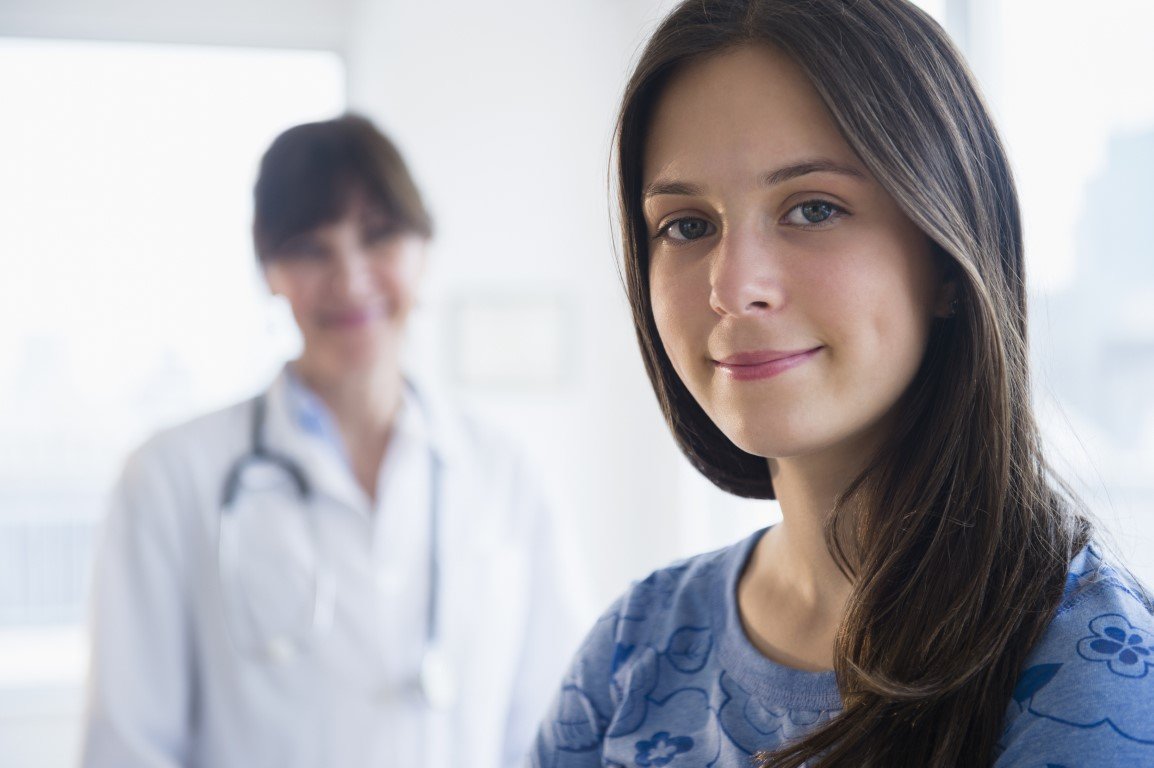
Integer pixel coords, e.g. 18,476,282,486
997,544,1154,763
122,397,250,479
560,534,755,689
532,536,756,759
1042,544,1154,676
145,398,250,451
614,537,747,646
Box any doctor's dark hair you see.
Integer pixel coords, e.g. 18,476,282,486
252,114,433,260
617,0,1090,765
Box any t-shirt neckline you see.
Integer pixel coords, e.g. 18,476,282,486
710,527,843,711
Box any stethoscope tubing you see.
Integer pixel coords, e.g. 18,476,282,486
216,381,448,705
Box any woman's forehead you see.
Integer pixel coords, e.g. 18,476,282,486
327,186,392,224
642,45,856,187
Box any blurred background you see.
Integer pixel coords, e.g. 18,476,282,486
0,0,1151,764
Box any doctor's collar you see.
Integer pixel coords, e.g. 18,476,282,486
278,365,457,466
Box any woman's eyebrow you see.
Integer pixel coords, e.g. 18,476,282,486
643,158,866,200
763,159,865,186
643,180,703,199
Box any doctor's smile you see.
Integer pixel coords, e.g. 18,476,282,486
318,306,385,329
712,346,823,381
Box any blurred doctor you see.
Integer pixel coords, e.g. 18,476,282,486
81,114,576,768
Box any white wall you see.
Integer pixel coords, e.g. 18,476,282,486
0,31,346,768
0,0,353,49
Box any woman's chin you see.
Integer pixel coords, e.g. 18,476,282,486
720,425,836,464
302,337,401,380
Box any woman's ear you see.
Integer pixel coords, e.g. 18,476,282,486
261,258,287,298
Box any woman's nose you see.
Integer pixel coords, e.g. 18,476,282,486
330,248,374,298
708,225,786,317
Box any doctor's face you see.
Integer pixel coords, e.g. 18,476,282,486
263,198,426,381
643,45,949,469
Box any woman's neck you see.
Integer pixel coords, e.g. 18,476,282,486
296,364,401,429
768,454,857,593
291,357,403,502
736,452,861,671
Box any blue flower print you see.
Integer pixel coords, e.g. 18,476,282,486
665,627,713,674
1012,663,1062,707
717,673,786,751
716,672,834,753
608,647,659,737
603,688,721,767
1077,614,1154,678
551,685,605,751
635,732,694,766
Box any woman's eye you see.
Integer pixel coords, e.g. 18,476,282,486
276,240,327,261
659,217,714,242
783,200,845,227
364,225,400,245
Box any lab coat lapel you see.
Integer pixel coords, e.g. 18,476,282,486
409,380,472,578
414,379,521,763
408,382,471,758
262,371,372,517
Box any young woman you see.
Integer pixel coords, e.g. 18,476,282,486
533,1,1154,765
83,115,575,768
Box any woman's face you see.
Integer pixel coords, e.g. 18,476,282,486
643,45,950,467
263,196,426,380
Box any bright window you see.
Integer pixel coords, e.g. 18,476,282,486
986,1,1154,587
0,37,342,766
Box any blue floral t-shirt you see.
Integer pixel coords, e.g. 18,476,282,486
531,528,1154,766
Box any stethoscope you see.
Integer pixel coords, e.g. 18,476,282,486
216,384,455,710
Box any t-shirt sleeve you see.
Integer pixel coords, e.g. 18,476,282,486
995,580,1154,766
529,598,626,768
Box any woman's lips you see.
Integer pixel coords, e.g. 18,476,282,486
320,307,381,329
713,347,823,381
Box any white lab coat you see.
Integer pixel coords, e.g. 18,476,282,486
81,371,577,768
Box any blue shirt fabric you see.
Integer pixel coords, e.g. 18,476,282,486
531,528,1154,767
282,364,350,459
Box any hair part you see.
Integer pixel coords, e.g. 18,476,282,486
616,1,1091,765
252,113,432,260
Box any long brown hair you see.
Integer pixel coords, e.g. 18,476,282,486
616,0,1091,765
